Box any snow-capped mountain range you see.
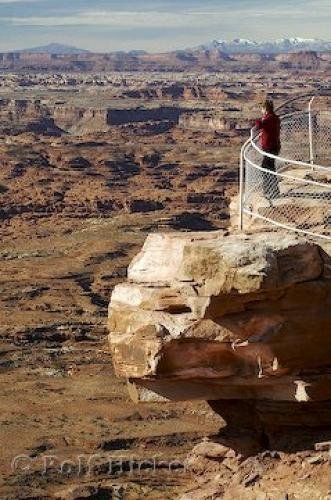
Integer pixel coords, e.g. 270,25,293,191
199,38,331,53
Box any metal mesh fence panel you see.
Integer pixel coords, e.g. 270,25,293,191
244,156,330,239
242,105,331,240
280,112,310,162
314,111,331,165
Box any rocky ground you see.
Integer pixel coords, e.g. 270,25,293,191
0,79,237,498
0,71,330,498
181,439,331,499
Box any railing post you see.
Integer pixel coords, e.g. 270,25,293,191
308,96,316,166
238,143,246,231
239,129,257,231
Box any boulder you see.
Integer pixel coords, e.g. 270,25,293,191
108,230,331,443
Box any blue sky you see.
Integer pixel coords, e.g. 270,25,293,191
0,0,330,52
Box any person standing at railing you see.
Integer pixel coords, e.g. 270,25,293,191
255,99,281,200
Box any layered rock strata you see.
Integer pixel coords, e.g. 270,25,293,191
108,230,331,444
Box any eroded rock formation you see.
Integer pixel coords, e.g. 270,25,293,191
108,230,331,448
0,49,329,72
0,99,185,135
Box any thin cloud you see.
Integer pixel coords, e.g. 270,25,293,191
3,1,330,28
4,8,329,31
0,0,39,3
3,10,232,28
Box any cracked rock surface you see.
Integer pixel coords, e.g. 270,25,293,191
109,230,331,443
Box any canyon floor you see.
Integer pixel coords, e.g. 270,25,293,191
0,70,330,498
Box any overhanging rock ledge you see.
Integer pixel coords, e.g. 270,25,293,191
108,230,331,444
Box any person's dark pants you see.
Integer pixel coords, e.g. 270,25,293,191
262,149,280,199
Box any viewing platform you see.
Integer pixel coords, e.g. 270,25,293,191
238,93,331,240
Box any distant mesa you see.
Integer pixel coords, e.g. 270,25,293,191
18,43,90,55
0,37,329,72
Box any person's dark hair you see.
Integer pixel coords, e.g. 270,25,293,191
263,99,274,113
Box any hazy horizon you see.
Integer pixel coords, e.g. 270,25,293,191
0,0,330,52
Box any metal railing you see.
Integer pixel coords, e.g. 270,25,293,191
239,93,331,240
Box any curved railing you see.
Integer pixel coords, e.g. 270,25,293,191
239,93,331,240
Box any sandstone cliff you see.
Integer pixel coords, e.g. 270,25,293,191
108,230,331,449
0,99,185,135
0,49,329,72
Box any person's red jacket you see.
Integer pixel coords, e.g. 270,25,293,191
255,112,281,152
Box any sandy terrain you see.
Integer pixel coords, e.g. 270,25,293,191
0,69,329,498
